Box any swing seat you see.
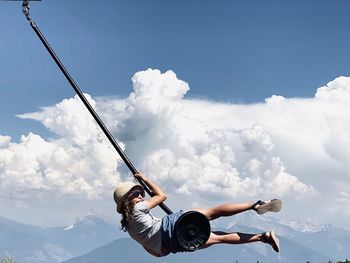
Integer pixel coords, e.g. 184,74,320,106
174,211,210,251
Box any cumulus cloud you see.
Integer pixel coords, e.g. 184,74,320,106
2,68,350,226
1,95,121,200
6,69,312,199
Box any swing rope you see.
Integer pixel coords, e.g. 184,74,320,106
20,0,173,214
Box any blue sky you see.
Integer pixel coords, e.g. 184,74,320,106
2,0,350,139
1,0,350,229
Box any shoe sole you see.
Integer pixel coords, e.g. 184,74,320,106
270,231,280,253
256,199,282,215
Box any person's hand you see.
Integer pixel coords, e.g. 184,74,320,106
134,172,146,180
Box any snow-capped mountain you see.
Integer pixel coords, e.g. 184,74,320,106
225,212,350,260
63,213,350,263
281,219,332,233
226,212,330,233
0,215,126,263
63,229,330,263
1,213,349,263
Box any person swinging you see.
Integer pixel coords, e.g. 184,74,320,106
113,172,282,257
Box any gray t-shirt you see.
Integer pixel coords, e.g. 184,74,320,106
127,201,163,254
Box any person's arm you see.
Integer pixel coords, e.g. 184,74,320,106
134,173,167,210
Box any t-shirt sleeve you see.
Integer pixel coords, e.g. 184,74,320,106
134,201,149,213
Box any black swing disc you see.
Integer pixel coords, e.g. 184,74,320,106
174,211,210,251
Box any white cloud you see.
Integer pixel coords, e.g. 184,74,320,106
1,69,350,226
0,135,11,148
1,95,121,201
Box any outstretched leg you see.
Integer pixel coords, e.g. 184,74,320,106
201,230,280,252
193,202,255,221
192,199,282,221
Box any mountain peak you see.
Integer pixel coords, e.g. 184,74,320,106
64,214,103,231
226,212,333,234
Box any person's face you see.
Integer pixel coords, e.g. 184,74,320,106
128,189,145,205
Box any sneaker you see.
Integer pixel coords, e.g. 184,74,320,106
262,231,280,253
253,199,282,215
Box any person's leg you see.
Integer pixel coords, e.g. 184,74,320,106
192,202,255,221
192,199,282,221
201,231,280,252
202,231,262,247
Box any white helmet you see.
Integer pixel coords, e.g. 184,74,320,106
113,181,143,213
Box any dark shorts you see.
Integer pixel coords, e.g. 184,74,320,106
161,210,187,254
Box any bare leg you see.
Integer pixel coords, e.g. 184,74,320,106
201,231,262,248
192,202,255,221
201,231,280,252
192,199,282,221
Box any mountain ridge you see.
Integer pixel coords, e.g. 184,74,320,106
1,214,349,263
0,215,125,263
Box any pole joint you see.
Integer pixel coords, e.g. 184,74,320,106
22,0,32,22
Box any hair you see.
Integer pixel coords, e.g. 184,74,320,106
120,194,135,232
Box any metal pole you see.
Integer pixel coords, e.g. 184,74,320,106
21,1,172,214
